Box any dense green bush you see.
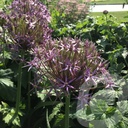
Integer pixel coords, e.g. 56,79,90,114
51,13,128,78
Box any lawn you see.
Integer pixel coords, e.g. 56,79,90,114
91,0,126,4
89,11,128,22
90,0,128,22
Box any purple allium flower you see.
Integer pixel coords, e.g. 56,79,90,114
29,37,114,95
100,68,116,88
1,0,52,51
103,10,108,15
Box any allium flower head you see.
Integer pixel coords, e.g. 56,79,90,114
103,10,108,15
1,0,52,50
30,37,113,95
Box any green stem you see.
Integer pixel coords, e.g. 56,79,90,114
2,27,7,68
10,62,22,127
28,71,31,109
46,109,51,128
15,51,24,121
65,95,70,128
15,62,22,115
27,70,31,127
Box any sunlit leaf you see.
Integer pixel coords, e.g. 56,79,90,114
92,89,119,105
53,113,64,128
90,99,108,116
122,48,128,59
117,101,128,115
0,102,22,127
49,102,63,122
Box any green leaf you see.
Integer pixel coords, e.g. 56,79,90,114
121,70,128,74
53,113,64,128
33,101,59,113
76,108,95,121
90,111,120,128
122,48,128,59
0,102,22,127
117,121,128,128
117,63,125,73
117,101,128,115
3,51,11,60
37,90,47,101
105,117,117,128
0,78,13,87
0,69,13,77
93,89,119,105
0,69,16,102
106,107,116,115
90,99,108,116
3,111,21,127
49,102,63,122
90,120,107,128
122,117,128,126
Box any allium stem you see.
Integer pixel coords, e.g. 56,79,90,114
27,53,33,127
8,61,22,127
65,95,70,128
27,70,31,127
2,27,7,68
28,73,31,108
15,51,24,119
15,62,22,114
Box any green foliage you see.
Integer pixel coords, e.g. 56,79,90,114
49,0,89,36
75,78,128,128
0,102,23,127
0,0,128,127
51,14,128,77
48,103,64,126
0,69,16,102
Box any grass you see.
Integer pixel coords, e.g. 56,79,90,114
90,0,128,22
91,0,126,4
89,11,128,22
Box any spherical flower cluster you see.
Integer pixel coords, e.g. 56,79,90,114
1,0,52,51
103,10,108,15
29,37,114,95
